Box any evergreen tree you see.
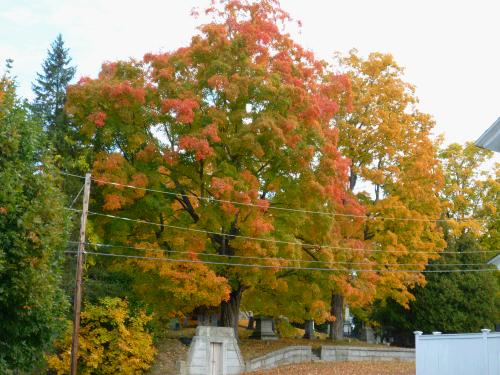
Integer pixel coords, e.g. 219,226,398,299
0,65,70,372
31,36,78,218
411,234,498,333
371,233,499,346
33,34,91,202
33,34,76,132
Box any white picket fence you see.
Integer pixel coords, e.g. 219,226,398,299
415,329,500,375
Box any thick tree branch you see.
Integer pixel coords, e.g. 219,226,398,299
296,235,321,261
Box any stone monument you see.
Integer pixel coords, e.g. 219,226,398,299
250,316,278,340
360,326,376,344
180,326,245,375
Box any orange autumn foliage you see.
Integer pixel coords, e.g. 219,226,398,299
64,1,427,330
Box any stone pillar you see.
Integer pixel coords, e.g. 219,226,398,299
303,319,315,339
250,316,278,340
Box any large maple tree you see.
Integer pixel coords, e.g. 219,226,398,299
66,0,364,334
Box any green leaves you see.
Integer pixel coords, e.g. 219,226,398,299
417,235,497,333
0,72,70,371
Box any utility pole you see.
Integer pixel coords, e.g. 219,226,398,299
70,173,91,375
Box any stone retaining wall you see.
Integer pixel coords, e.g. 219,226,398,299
245,345,414,372
320,345,415,362
245,346,312,372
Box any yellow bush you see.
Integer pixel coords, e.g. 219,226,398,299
47,297,156,374
275,319,300,338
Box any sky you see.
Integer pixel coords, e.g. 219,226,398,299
1,0,499,147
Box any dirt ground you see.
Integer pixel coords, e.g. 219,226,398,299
245,361,415,375
147,338,188,375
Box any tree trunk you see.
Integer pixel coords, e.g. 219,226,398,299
349,170,357,191
303,319,315,339
329,293,344,340
220,287,243,338
246,316,255,330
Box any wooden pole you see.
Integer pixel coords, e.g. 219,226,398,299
70,173,91,375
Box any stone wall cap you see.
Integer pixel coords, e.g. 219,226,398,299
321,345,415,352
248,346,313,363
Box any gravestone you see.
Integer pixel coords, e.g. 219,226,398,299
180,326,245,375
250,316,278,340
360,326,376,343
197,312,218,326
168,318,181,330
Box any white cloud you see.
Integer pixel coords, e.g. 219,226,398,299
1,6,41,25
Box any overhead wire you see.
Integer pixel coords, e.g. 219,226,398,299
68,240,494,268
63,250,498,273
65,208,500,255
59,171,496,223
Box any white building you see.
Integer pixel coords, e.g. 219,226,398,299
476,117,500,152
487,254,500,270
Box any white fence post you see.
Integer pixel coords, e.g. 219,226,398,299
414,331,423,375
482,328,491,374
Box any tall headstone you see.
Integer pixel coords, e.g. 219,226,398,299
250,316,278,340
360,326,376,343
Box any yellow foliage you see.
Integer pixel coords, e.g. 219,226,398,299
47,297,156,374
334,50,447,309
275,319,300,338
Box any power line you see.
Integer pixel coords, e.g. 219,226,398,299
70,240,493,267
59,171,494,223
63,250,498,273
69,183,85,208
65,208,499,255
